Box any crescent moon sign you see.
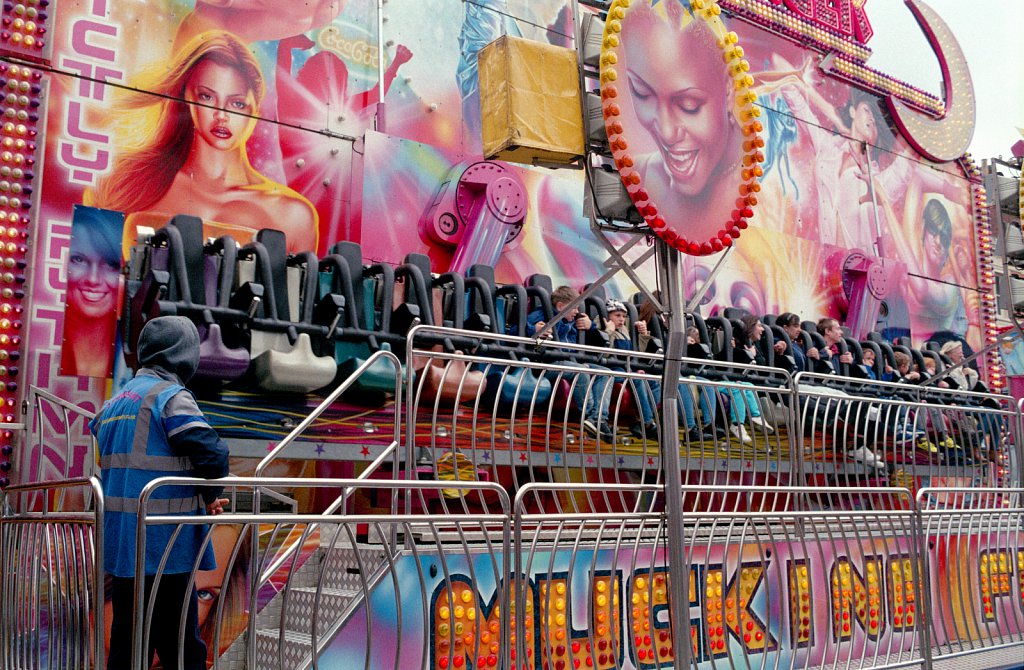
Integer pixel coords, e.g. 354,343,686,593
885,0,976,163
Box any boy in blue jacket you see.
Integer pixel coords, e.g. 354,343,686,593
526,286,616,440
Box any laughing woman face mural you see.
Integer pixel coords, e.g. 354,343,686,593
89,30,318,255
618,1,744,244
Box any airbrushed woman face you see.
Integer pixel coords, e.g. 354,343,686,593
67,229,120,319
623,16,730,197
186,59,258,153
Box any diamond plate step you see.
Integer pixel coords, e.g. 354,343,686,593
279,586,360,638
233,542,390,670
254,628,315,670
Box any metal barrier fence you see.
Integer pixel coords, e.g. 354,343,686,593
513,482,668,670
405,325,800,518
133,477,511,670
405,326,1021,517
917,487,1024,667
2,326,1023,669
18,386,97,512
3,476,1023,669
795,373,1021,494
0,477,103,670
513,483,937,670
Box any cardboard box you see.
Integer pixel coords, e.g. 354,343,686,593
478,35,585,165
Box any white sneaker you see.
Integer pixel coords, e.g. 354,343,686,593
730,424,753,445
750,416,774,434
846,446,885,469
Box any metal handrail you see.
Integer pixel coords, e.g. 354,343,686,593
254,348,403,477
915,486,1024,663
250,349,404,590
794,370,1017,406
27,385,96,492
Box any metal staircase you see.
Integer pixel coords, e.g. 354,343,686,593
219,535,391,670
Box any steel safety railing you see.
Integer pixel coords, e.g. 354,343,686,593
794,372,1020,496
405,326,1023,517
255,349,403,481
21,386,97,512
133,477,511,670
405,324,799,517
917,487,1024,667
513,482,668,670
0,476,104,670
4,475,1023,670
677,485,930,670
513,483,932,670
5,327,1024,670
248,348,404,628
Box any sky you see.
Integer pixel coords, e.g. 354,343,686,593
864,0,1024,162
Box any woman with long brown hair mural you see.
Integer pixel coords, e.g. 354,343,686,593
89,30,318,255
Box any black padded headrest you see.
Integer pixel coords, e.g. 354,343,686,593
256,229,289,321
168,214,206,307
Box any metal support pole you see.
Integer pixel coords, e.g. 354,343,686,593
656,241,693,668
863,141,883,258
375,0,387,132
685,246,733,313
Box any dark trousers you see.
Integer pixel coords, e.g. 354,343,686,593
108,573,208,670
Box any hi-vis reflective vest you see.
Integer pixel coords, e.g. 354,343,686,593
91,373,216,577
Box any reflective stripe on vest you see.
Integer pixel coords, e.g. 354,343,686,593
99,452,188,471
104,379,199,516
105,495,198,515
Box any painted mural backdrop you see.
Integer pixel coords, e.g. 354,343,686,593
25,0,978,480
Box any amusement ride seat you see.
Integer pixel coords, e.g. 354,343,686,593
243,229,336,394
121,214,258,382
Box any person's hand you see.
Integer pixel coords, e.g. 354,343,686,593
604,318,617,334
636,321,648,336
773,340,786,353
575,313,592,330
807,347,820,360
206,498,229,516
533,322,552,339
798,54,819,87
687,335,697,346
393,44,413,65
839,352,853,365
938,380,950,389
884,364,894,374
